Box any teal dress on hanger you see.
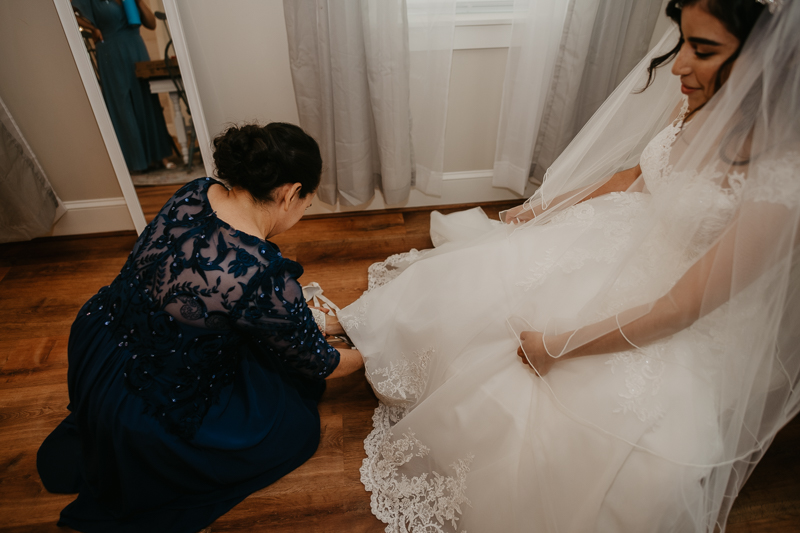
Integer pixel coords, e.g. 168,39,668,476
72,0,172,171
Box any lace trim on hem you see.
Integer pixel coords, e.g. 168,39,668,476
340,250,426,333
361,403,473,533
368,249,426,292
371,348,434,403
359,244,473,531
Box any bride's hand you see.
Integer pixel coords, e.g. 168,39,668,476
503,204,534,225
516,331,557,376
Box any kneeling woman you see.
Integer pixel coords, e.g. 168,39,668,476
37,123,363,532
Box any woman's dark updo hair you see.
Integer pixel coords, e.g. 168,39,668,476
212,122,322,203
642,0,765,91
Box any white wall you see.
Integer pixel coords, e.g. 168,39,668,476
0,0,135,236
174,0,299,136
445,47,508,173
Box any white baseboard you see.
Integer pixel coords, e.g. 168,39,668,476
50,197,135,237
46,172,535,236
442,169,494,180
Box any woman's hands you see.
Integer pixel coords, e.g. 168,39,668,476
517,331,559,376
310,306,345,336
325,348,364,379
309,305,360,379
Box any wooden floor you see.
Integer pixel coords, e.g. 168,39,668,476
0,184,797,532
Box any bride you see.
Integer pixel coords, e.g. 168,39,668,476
334,0,800,531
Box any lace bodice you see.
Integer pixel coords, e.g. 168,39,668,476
83,178,339,439
638,100,742,261
638,99,689,192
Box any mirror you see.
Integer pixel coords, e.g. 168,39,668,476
59,0,209,230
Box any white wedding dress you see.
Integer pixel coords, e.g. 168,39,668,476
337,98,788,532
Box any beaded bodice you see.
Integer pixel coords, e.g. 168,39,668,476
82,178,338,439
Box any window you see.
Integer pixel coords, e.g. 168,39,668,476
454,0,513,50
456,1,514,15
408,0,514,51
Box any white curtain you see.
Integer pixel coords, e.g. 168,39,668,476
493,0,663,194
0,94,64,243
531,0,663,181
283,0,454,206
407,0,455,197
491,0,571,194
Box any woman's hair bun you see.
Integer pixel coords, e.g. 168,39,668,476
212,122,322,202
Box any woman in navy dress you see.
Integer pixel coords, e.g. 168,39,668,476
37,122,364,532
72,0,173,172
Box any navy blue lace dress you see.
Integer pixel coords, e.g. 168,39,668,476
37,178,339,532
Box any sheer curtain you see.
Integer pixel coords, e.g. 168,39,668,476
491,0,570,194
493,0,664,194
283,0,454,206
531,0,663,181
407,0,455,197
0,94,64,243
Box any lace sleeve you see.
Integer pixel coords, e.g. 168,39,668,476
236,265,340,380
133,179,340,381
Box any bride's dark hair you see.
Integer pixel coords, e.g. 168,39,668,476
641,0,765,92
639,0,768,165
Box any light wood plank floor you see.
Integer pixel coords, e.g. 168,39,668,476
0,185,796,532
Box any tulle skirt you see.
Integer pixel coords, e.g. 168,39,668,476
339,195,725,532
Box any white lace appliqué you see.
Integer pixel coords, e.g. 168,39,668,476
371,347,434,403
606,348,667,424
516,249,555,292
516,193,644,292
341,250,426,332
340,298,368,331
362,403,474,533
369,249,426,291
638,98,689,190
745,153,800,207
